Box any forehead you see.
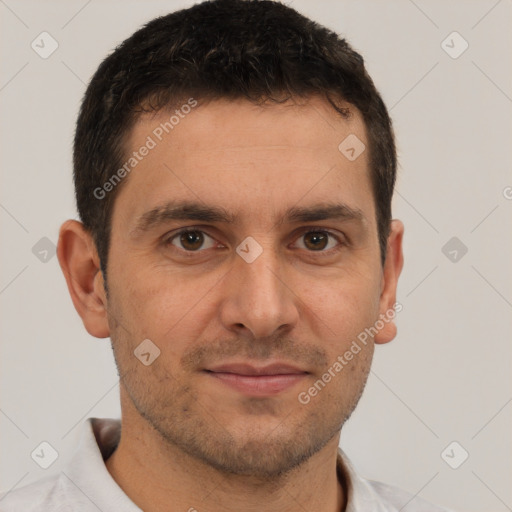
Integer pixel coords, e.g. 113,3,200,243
113,96,374,230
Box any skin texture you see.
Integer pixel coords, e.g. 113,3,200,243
58,96,404,512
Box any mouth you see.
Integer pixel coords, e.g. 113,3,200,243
203,362,309,396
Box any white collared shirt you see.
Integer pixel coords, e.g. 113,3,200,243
0,418,452,511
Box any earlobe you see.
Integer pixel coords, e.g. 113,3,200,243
374,219,404,345
57,220,110,338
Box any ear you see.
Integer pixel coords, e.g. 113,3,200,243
374,219,404,345
57,220,110,338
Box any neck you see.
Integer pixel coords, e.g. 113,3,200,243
105,412,346,512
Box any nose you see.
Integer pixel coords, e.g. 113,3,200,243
219,241,300,339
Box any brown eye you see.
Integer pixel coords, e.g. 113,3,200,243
295,230,341,253
303,231,328,250
169,230,216,251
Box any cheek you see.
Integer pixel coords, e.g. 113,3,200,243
108,262,220,350
304,269,382,339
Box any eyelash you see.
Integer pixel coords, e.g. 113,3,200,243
163,227,346,256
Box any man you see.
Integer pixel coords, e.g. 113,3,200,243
0,0,452,510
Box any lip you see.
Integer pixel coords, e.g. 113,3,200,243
204,362,309,396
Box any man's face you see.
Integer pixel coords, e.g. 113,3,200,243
102,97,398,477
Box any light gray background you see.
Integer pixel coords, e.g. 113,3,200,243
1,1,511,511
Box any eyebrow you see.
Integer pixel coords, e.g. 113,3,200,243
130,200,365,237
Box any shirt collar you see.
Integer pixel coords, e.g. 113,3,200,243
64,417,141,510
336,445,396,512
